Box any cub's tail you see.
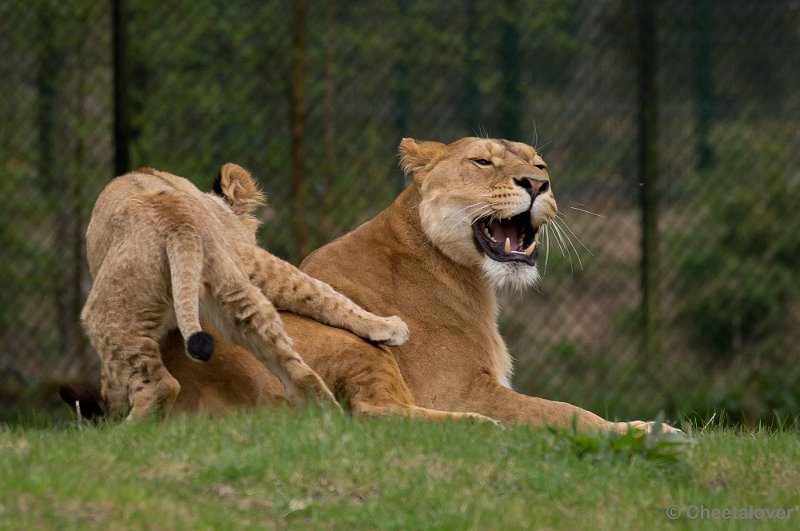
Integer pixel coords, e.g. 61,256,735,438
166,229,214,362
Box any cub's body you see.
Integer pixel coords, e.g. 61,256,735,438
82,165,408,419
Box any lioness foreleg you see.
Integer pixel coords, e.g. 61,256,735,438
352,402,497,424
463,373,682,433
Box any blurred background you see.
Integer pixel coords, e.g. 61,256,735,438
1,0,798,426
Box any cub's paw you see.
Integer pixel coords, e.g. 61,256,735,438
283,359,343,414
306,374,343,413
368,316,410,346
617,420,685,436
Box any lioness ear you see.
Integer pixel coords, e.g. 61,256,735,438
212,163,266,215
398,138,445,179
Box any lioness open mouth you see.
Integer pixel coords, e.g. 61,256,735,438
472,211,539,265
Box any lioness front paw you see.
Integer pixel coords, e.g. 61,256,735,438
615,420,684,436
368,316,410,346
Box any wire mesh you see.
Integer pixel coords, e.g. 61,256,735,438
1,0,798,424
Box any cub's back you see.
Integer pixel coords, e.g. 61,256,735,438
85,171,214,278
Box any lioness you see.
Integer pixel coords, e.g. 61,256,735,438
81,164,408,420
92,138,675,432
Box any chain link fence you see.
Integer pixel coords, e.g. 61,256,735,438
1,0,798,425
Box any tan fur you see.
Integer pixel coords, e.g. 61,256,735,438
160,139,680,433
81,164,409,420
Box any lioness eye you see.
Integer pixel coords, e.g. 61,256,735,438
473,159,492,167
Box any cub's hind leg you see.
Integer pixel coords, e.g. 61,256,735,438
246,247,409,346
81,266,179,420
114,336,180,421
204,252,339,410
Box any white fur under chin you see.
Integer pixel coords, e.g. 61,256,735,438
481,257,541,293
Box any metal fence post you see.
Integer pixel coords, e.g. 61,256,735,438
395,0,410,142
112,0,130,177
500,0,521,141
463,0,479,132
637,0,661,360
290,0,309,261
694,0,714,172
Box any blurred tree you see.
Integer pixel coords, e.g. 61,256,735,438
673,123,800,358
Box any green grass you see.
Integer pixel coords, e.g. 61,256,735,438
1,408,798,530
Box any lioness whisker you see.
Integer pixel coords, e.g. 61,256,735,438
530,119,539,151
554,219,583,270
469,208,494,223
555,214,593,257
533,140,551,155
543,224,551,276
548,220,568,258
549,219,575,274
474,124,491,139
454,202,491,218
551,218,583,271
568,205,604,217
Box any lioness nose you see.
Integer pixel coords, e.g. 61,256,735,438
514,177,549,198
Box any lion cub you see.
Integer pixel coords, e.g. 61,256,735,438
81,164,409,420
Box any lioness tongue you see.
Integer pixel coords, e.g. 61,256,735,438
489,219,521,252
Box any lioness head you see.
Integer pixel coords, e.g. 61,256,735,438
399,137,557,291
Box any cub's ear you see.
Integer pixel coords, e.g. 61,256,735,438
398,138,445,180
212,163,266,215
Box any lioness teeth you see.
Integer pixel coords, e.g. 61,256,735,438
483,225,495,242
504,238,511,253
524,240,537,256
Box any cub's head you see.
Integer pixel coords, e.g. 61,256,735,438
211,162,266,236
399,137,557,291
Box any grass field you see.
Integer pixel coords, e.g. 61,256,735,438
1,408,798,530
